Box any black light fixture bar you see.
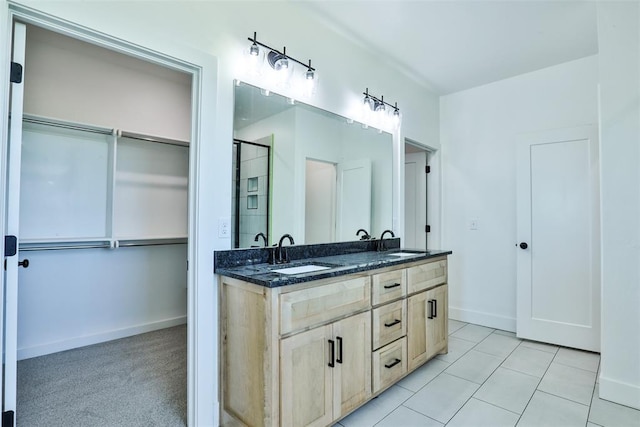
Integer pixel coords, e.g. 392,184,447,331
363,88,399,113
248,32,315,71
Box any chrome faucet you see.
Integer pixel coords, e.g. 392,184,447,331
276,234,295,264
378,229,395,251
356,229,371,240
254,232,268,247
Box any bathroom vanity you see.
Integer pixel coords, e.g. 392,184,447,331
215,240,451,427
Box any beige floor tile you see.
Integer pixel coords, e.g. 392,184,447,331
501,346,555,378
588,385,640,427
340,385,413,427
519,340,559,354
376,406,443,427
403,373,479,424
450,324,494,343
434,337,475,364
554,347,600,373
517,391,589,427
474,333,521,358
538,362,596,405
474,367,539,414
448,319,467,335
447,398,519,427
396,358,449,392
444,350,503,384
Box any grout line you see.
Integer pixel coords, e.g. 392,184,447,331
473,395,523,416
504,336,559,425
469,396,521,416
535,389,590,408
499,365,544,379
397,406,443,426
584,357,601,424
552,359,600,374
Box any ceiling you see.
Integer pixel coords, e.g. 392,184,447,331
296,0,599,94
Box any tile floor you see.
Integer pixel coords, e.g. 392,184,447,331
335,320,640,427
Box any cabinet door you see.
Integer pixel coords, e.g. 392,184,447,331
426,284,448,359
407,292,429,371
281,325,333,427
333,312,372,417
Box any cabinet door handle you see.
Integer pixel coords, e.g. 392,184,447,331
384,358,402,369
383,282,401,289
336,336,343,364
328,339,335,368
427,300,434,319
433,299,437,318
384,319,401,328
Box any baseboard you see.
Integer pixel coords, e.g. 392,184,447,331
449,306,516,332
18,315,187,361
599,375,640,410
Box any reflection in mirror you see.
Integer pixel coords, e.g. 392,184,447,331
233,82,393,248
232,138,270,248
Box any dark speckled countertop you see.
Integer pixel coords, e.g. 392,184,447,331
214,238,452,288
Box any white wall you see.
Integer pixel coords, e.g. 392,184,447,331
24,25,192,140
2,2,441,425
440,55,598,331
597,1,640,410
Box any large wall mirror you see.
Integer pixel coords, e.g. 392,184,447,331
232,83,393,248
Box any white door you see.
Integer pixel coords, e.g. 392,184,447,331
3,21,27,424
516,125,600,352
305,159,336,244
405,152,427,250
336,159,371,241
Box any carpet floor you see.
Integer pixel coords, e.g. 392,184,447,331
17,325,187,427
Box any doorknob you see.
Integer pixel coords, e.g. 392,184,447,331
519,242,528,250
18,259,29,268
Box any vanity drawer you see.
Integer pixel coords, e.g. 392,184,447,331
372,337,407,393
407,259,447,294
371,269,406,306
372,300,406,350
280,276,371,335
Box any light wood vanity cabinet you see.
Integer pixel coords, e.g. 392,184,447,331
220,255,448,427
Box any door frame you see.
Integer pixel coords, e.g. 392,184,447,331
0,5,216,425
404,138,441,250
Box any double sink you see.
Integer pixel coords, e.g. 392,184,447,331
270,250,426,275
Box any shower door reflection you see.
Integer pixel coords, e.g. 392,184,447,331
232,138,271,248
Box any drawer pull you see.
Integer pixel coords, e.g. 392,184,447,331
383,283,401,289
328,339,335,368
336,336,343,364
384,358,402,369
428,300,434,319
433,299,438,318
384,319,401,328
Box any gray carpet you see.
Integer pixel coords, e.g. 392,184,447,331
17,325,187,427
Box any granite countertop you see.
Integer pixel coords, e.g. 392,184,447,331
214,241,451,288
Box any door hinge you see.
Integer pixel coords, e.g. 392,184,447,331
425,225,431,233
10,62,22,84
425,165,431,174
2,410,14,427
4,235,17,257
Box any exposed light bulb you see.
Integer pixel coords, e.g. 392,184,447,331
250,43,259,56
305,60,315,80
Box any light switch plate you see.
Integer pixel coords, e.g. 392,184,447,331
218,217,231,238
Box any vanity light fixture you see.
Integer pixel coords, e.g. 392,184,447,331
362,88,401,128
247,32,316,80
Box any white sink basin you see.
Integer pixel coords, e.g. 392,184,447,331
271,264,332,275
386,252,423,257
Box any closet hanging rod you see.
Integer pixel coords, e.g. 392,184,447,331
22,113,114,135
19,243,112,252
119,130,189,148
19,238,187,251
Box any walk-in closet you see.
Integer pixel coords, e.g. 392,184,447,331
12,23,191,425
